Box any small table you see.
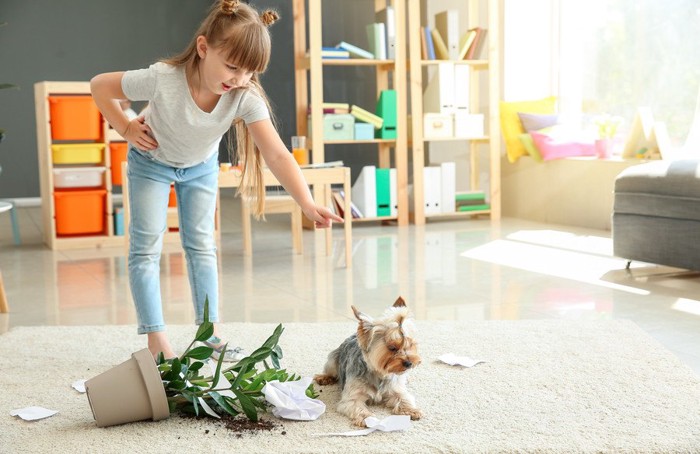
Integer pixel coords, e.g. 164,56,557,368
218,166,353,267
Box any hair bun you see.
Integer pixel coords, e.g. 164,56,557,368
260,10,280,27
220,0,239,15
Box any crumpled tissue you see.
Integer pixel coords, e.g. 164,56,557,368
438,353,485,368
262,377,326,420
319,415,412,436
10,406,58,421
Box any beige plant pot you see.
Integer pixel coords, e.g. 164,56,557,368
85,348,170,427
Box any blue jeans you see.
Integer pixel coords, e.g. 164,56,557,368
127,147,219,334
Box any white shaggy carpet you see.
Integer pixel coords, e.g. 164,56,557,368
1,320,700,453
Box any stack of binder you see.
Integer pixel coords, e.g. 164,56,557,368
351,165,398,218
456,191,490,212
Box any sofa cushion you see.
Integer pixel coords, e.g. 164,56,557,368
614,160,700,222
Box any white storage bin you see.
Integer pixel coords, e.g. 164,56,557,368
53,167,106,188
454,112,485,138
423,113,453,138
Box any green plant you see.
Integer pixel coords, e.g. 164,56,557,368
157,298,316,421
593,114,623,139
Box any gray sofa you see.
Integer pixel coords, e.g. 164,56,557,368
613,159,700,270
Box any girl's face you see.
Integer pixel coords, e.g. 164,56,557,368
197,37,255,95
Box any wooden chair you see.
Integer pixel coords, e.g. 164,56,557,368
241,195,303,256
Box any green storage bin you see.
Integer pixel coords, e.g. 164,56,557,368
308,114,355,141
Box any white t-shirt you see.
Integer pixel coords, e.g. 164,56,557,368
121,62,269,168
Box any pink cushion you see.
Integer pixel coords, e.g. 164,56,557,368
529,129,596,161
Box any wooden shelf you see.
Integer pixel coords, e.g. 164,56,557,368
420,59,489,69
293,0,409,226
352,215,399,223
298,57,396,70
408,0,501,225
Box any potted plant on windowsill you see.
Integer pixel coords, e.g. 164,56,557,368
85,299,315,427
593,114,623,159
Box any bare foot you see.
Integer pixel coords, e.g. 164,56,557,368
147,331,176,360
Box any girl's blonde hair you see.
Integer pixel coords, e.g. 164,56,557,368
163,0,280,218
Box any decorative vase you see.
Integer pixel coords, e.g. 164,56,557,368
595,138,613,159
85,348,169,427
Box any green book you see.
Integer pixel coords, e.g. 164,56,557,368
455,191,485,201
458,204,490,212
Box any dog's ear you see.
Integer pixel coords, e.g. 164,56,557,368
352,305,373,327
393,296,407,308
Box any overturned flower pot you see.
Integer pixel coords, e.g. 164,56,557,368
85,348,169,427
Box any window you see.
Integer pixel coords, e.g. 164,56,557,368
559,1,700,147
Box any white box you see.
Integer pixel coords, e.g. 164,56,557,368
423,113,453,138
454,112,484,138
53,167,106,188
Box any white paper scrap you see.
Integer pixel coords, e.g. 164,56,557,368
10,406,58,421
71,379,86,393
439,353,485,368
317,415,411,437
262,378,326,421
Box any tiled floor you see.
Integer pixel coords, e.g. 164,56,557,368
1,195,699,375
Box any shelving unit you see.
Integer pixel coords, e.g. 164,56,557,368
292,0,409,226
408,0,501,224
34,81,184,250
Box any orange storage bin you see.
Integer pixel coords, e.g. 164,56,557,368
110,142,128,186
49,95,102,140
54,189,106,235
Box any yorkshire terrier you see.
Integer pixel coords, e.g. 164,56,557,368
314,297,423,427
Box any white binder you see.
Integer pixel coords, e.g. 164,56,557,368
440,162,456,213
375,6,395,60
423,62,455,114
435,10,459,60
453,64,470,112
389,167,398,217
423,166,442,215
352,165,377,218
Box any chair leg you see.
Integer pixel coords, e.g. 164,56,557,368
291,206,303,254
241,200,253,256
9,204,20,245
0,271,8,313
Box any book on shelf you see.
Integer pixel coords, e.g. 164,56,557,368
350,105,383,129
337,189,363,218
465,28,487,60
457,203,490,212
375,6,396,59
435,10,459,60
322,102,350,110
430,28,450,60
455,190,487,209
419,27,428,59
458,29,478,60
423,27,436,60
321,46,350,59
366,23,387,60
336,41,374,59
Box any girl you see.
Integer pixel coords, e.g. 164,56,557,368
90,0,342,360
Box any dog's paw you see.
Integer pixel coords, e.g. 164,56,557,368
314,373,338,386
397,407,423,420
352,413,375,427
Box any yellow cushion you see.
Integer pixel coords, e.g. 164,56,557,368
499,97,557,163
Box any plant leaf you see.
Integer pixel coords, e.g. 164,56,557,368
184,346,214,360
233,389,258,422
209,392,239,417
211,343,227,388
195,322,214,343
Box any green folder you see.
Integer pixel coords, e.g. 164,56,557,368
375,168,392,216
375,90,397,139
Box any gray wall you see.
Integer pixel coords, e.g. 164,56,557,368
0,0,378,199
